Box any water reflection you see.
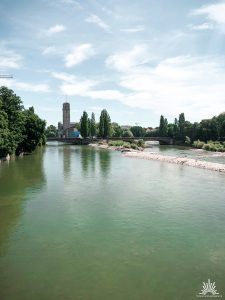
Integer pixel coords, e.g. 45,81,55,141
0,148,46,253
98,149,111,177
62,147,72,178
80,147,111,178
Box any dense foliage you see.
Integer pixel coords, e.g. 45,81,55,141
90,112,96,137
99,109,111,138
150,112,225,144
80,111,89,138
45,125,57,137
0,87,46,158
193,140,225,152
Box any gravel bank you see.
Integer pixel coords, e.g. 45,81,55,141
124,152,225,173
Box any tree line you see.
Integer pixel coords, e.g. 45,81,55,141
155,112,225,143
0,87,46,158
46,109,225,145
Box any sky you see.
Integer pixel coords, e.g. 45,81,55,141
0,0,225,127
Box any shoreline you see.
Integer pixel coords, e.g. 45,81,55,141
89,143,225,173
123,151,225,173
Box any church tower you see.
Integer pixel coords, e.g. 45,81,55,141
62,102,70,132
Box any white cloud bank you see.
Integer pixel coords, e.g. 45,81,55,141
64,44,96,67
106,46,225,119
85,14,110,31
106,44,151,72
121,25,145,33
0,79,50,93
52,71,123,100
42,46,57,55
192,2,225,31
188,22,214,31
53,46,225,121
0,52,22,69
45,24,66,36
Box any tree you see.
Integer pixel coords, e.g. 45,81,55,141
0,87,46,158
99,109,111,138
178,113,185,140
122,129,133,137
17,107,46,153
111,125,122,137
90,112,96,137
80,111,89,138
0,107,12,157
0,86,24,150
159,115,168,136
46,125,57,137
130,126,145,137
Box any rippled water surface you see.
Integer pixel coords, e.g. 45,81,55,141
0,143,225,300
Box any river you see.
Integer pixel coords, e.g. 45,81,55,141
0,143,225,300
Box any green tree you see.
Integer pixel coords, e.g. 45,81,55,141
0,86,24,150
80,111,89,138
122,129,133,138
99,109,111,138
159,115,168,136
0,87,46,157
90,112,96,137
17,107,46,153
130,126,145,137
178,113,185,140
112,125,122,137
45,125,57,137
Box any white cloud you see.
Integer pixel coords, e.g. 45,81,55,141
121,25,145,33
85,14,110,31
52,71,123,100
115,55,225,119
45,24,66,36
64,43,96,67
59,0,82,9
15,82,50,92
106,44,151,72
53,45,225,121
53,73,98,95
188,22,214,31
0,53,22,69
42,46,57,55
0,79,50,93
87,89,123,100
51,71,75,82
192,3,225,30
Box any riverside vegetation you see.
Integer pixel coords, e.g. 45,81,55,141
47,110,225,153
0,87,46,160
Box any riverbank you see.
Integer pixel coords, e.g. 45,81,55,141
123,151,225,173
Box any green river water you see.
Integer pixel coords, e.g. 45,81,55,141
0,143,225,300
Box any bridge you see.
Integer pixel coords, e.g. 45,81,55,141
47,136,174,145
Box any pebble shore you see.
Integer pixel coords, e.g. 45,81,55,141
124,152,225,173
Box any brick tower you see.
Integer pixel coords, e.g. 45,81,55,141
62,102,70,135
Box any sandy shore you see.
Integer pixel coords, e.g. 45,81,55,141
123,152,225,173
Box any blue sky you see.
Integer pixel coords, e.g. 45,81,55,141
0,0,225,127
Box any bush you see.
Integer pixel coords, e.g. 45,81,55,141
137,139,144,147
202,141,225,152
130,143,138,150
193,140,205,149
